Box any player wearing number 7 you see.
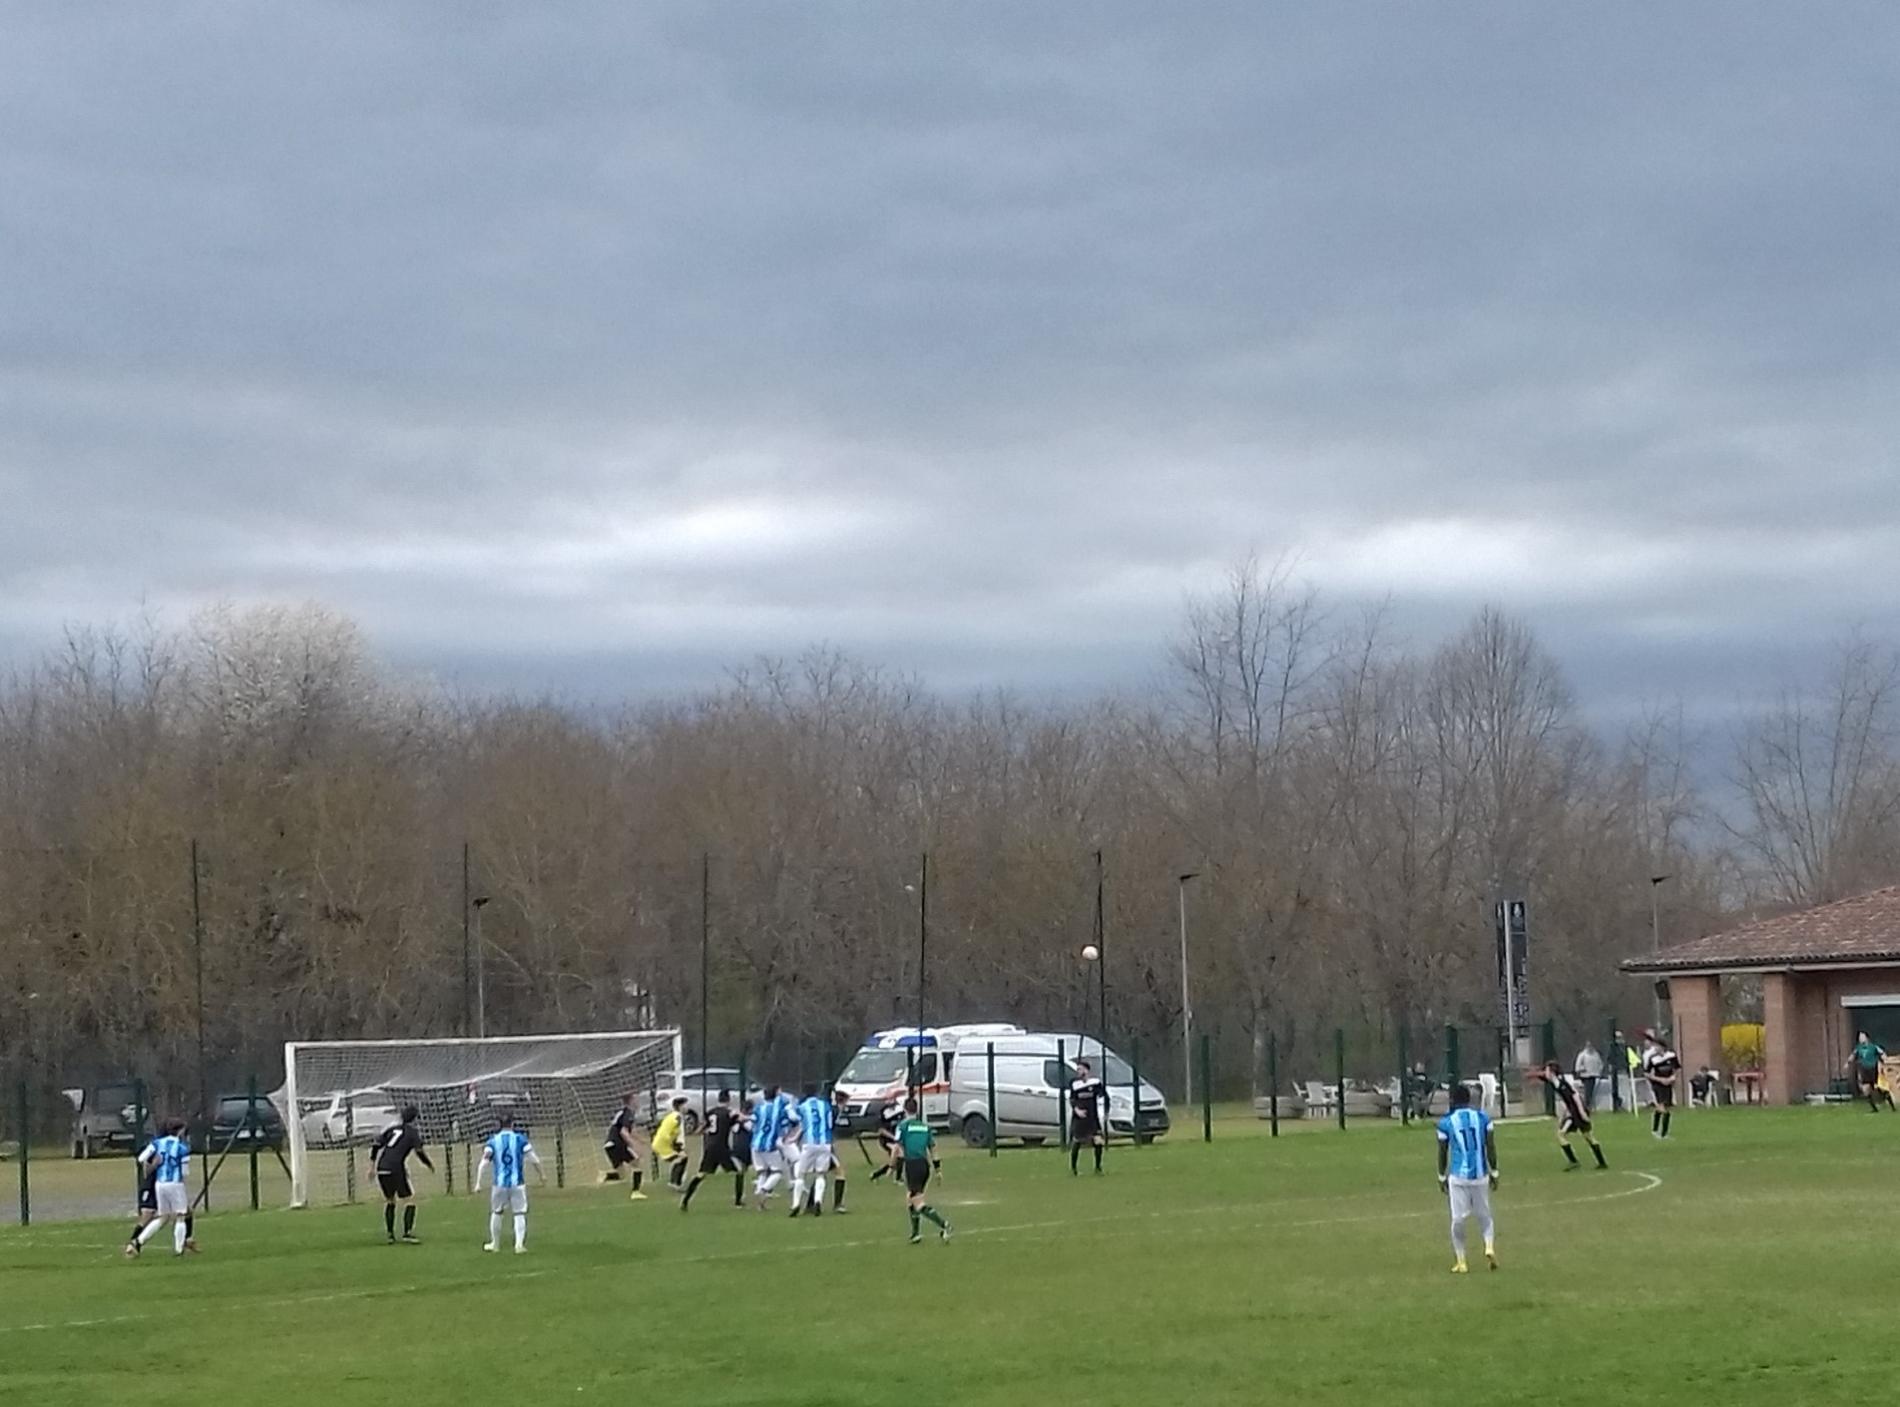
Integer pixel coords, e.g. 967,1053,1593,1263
474,1113,547,1254
1435,1084,1499,1274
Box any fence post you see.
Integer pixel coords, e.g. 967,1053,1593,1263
344,1093,357,1204
1541,1020,1558,1117
1267,1033,1279,1137
1200,1033,1213,1143
1057,1039,1068,1149
1130,1038,1142,1145
247,1075,261,1212
1398,1025,1411,1127
1609,1021,1624,1112
1334,1028,1347,1130
986,1043,997,1158
16,1079,29,1228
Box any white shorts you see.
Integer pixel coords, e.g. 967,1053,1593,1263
489,1186,528,1214
753,1148,786,1175
797,1144,833,1178
1447,1177,1492,1223
155,1182,190,1217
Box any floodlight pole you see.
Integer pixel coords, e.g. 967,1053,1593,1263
472,896,492,1039
1177,872,1199,1105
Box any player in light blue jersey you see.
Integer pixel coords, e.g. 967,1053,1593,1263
1435,1084,1499,1274
749,1085,795,1209
474,1112,545,1254
789,1085,836,1218
125,1118,196,1258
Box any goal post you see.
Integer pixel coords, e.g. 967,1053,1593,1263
281,1029,682,1209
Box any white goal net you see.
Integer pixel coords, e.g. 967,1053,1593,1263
282,1030,681,1208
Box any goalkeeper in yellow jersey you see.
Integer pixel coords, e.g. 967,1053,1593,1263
652,1096,691,1195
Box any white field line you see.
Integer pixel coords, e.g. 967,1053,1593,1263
0,1171,1663,1338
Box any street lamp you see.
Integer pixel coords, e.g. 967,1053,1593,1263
472,896,492,1039
1177,872,1200,1105
1649,875,1672,1032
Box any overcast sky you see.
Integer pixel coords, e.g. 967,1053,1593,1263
4,5,1895,716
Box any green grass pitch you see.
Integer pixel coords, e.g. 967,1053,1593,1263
1,1107,1891,1405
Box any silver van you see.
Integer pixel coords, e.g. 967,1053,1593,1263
946,1032,1169,1147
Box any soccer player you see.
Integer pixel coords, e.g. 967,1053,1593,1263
1846,1031,1888,1112
1642,1031,1679,1138
681,1088,744,1211
1069,1057,1107,1175
867,1097,903,1184
652,1096,691,1193
124,1118,195,1258
1436,1084,1498,1273
891,1098,950,1244
825,1086,852,1213
128,1147,159,1250
750,1084,794,1209
602,1092,651,1199
369,1104,436,1243
474,1113,546,1254
1540,1061,1607,1171
789,1084,835,1218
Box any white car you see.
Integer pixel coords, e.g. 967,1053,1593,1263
300,1092,401,1147
652,1069,761,1133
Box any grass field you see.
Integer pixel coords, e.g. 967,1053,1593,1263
1,1106,1892,1406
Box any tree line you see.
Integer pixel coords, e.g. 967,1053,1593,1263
3,565,1897,1112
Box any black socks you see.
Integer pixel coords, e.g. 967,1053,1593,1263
833,1180,846,1210
1661,1111,1672,1137
384,1204,397,1238
1592,1142,1608,1168
631,1169,643,1190
919,1204,946,1229
402,1204,416,1236
1562,1144,1579,1165
1093,1145,1103,1173
1070,1145,1080,1174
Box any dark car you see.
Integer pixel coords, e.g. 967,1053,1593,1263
202,1092,287,1153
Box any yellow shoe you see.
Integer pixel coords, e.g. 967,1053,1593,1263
1451,1259,1469,1274
629,1190,649,1201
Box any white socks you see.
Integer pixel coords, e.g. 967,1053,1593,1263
174,1220,187,1254
488,1213,503,1247
137,1219,163,1247
513,1214,526,1251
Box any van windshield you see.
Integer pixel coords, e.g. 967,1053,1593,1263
839,1050,935,1085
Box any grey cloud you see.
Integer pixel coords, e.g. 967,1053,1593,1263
4,3,1898,709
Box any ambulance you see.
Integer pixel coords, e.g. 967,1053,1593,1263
831,1023,1024,1133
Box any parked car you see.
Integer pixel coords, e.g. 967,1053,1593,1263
945,1032,1170,1148
64,1081,150,1158
299,1091,402,1147
652,1069,763,1133
202,1092,287,1153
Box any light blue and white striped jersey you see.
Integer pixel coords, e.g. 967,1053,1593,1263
1437,1107,1492,1180
752,1093,793,1151
486,1130,534,1188
797,1095,834,1146
143,1134,190,1185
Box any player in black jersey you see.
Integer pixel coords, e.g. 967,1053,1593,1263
867,1099,903,1183
1539,1062,1607,1170
601,1092,650,1197
1642,1032,1680,1139
128,1153,159,1252
681,1089,744,1211
369,1105,436,1243
1069,1058,1108,1175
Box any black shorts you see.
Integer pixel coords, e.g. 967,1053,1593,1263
138,1184,158,1213
604,1142,637,1169
698,1144,738,1175
903,1158,932,1197
377,1169,412,1200
1651,1083,1674,1108
1559,1113,1591,1136
1071,1117,1103,1142
1857,1067,1880,1089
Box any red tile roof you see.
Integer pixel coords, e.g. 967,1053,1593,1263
1624,886,1900,973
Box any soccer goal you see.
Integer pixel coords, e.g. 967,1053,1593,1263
281,1029,681,1208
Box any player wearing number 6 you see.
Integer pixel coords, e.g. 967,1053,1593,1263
475,1113,546,1254
1435,1084,1498,1275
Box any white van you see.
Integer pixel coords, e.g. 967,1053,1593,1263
946,1032,1170,1147
832,1023,1025,1132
